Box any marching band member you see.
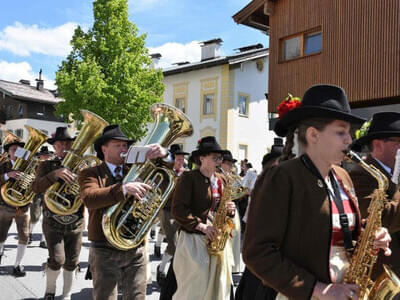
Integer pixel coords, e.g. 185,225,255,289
243,85,391,300
157,144,189,286
79,124,167,300
349,112,400,278
171,136,236,300
28,146,53,248
0,138,28,277
32,127,80,300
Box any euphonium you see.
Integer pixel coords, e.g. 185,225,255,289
44,110,108,215
343,150,400,299
1,125,48,207
207,166,235,255
102,103,193,251
0,131,21,163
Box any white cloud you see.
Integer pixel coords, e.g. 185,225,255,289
0,61,56,90
148,41,202,69
0,22,77,57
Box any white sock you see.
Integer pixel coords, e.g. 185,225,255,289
14,244,26,267
159,252,172,273
156,233,164,247
0,242,4,254
40,234,46,242
62,269,74,300
29,222,34,234
46,268,61,294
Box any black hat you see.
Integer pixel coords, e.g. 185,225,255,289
47,127,75,144
222,150,237,163
37,146,52,156
94,125,135,160
351,112,400,151
3,140,25,152
191,136,224,157
262,138,284,166
274,84,365,137
169,144,189,157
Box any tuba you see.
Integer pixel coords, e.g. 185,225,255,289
44,110,108,215
343,150,400,299
230,173,249,200
102,103,193,251
207,167,235,255
1,125,48,207
0,131,21,163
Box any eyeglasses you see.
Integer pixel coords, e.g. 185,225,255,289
210,156,223,162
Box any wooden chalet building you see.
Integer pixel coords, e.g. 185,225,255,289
233,0,400,118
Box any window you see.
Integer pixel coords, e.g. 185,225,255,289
203,94,214,115
15,129,23,139
238,144,248,161
175,98,186,113
238,94,249,116
281,28,322,62
18,104,23,116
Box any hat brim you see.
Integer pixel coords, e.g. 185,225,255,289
191,149,224,158
47,137,75,145
274,106,366,137
94,136,135,160
4,142,25,152
173,151,189,156
223,158,237,163
351,131,400,151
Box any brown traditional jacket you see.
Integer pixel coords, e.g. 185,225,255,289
79,162,128,241
172,169,226,234
349,154,400,278
243,157,361,300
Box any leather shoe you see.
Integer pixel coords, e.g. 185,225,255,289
156,265,166,287
44,293,55,300
12,265,26,277
39,240,47,249
0,253,2,265
150,229,155,240
154,245,161,258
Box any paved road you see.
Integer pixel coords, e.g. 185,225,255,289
0,216,243,300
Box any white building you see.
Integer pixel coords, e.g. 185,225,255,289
161,39,277,172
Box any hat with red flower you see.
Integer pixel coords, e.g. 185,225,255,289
274,84,365,137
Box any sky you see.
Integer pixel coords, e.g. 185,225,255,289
0,0,268,90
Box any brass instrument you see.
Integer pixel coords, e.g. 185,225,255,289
343,150,400,299
1,126,48,207
0,131,21,163
102,103,193,251
44,110,108,215
207,166,235,255
230,172,249,201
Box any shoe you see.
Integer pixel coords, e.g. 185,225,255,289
154,245,161,258
0,253,2,265
39,240,47,249
44,293,55,300
150,229,155,240
12,265,26,277
28,234,33,245
156,265,166,287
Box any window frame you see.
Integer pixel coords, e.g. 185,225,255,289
200,77,218,121
238,92,250,117
279,27,322,63
173,83,188,114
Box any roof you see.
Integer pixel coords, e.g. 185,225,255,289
163,47,269,76
232,0,270,33
0,80,62,104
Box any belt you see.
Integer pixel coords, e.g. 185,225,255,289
90,239,145,250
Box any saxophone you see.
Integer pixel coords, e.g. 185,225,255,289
343,150,400,299
207,167,235,256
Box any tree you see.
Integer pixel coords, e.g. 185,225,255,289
55,0,164,139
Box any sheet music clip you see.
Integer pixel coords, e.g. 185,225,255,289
125,146,150,164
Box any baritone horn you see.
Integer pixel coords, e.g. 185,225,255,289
103,103,193,250
44,110,108,215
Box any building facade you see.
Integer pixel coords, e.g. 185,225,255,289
162,40,274,171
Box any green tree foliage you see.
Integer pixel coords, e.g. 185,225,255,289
55,0,164,139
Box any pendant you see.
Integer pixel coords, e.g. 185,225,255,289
317,179,324,188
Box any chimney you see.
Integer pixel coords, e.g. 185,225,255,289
150,53,162,68
235,43,264,53
200,38,223,61
36,69,44,90
19,79,31,86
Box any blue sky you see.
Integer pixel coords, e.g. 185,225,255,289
0,0,268,89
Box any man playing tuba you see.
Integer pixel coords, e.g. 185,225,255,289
78,124,167,300
0,137,27,277
32,127,80,300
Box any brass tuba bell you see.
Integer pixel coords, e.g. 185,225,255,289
44,110,108,215
102,103,193,250
1,125,48,207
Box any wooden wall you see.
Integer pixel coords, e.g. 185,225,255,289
268,0,400,111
